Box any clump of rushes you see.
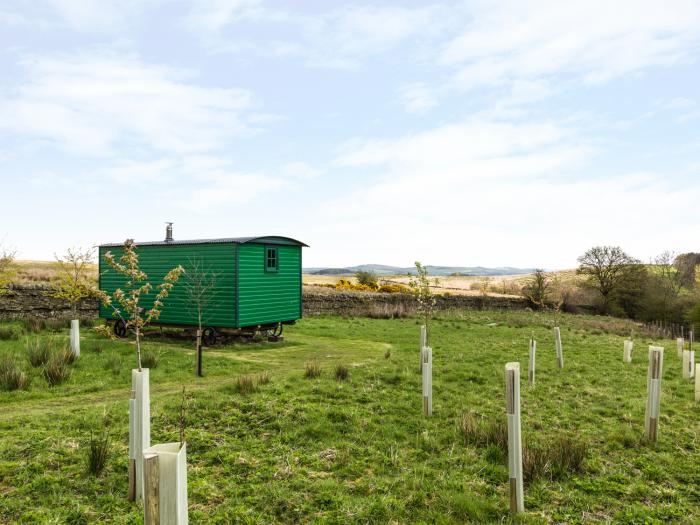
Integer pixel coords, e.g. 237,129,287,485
0,325,21,340
26,338,54,367
87,429,110,476
0,355,30,391
43,354,72,386
550,435,587,476
458,412,508,453
55,344,76,366
141,349,159,369
522,442,550,483
255,371,271,385
334,364,349,381
233,375,256,394
23,316,45,333
83,340,104,354
305,361,322,379
43,318,69,332
103,354,121,375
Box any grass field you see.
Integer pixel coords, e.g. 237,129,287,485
0,311,699,524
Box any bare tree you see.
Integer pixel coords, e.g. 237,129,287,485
183,256,218,377
577,246,640,313
655,251,683,296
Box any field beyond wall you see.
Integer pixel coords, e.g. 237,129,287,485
0,311,698,524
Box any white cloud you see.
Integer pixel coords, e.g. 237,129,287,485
320,118,699,267
185,0,262,33
398,83,439,114
662,97,696,110
188,3,448,70
441,0,700,91
42,154,291,210
281,161,323,180
0,52,258,156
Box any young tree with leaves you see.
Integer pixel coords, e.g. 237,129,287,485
408,261,438,344
51,247,96,317
97,239,184,370
52,247,97,357
0,243,17,295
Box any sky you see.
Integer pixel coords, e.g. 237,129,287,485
1,0,699,269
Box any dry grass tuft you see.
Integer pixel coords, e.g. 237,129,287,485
334,364,349,380
233,375,257,394
87,430,110,476
305,361,322,379
0,356,30,391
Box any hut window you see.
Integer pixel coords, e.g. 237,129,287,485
265,247,279,272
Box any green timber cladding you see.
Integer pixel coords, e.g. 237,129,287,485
98,236,307,329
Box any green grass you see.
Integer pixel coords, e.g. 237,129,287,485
0,311,699,523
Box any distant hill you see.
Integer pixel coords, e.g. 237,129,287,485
304,264,536,277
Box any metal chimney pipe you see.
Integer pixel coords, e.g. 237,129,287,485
165,222,173,242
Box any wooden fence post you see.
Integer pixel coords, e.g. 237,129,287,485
132,369,151,501
419,325,427,372
70,319,80,358
528,339,536,386
645,346,664,442
623,339,633,363
422,346,432,416
505,362,524,514
554,326,564,369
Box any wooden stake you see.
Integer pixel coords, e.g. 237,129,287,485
144,453,160,525
70,320,80,358
195,329,203,377
644,346,664,442
422,346,432,416
505,362,524,514
132,369,151,501
528,339,536,386
553,326,564,369
419,325,427,372
623,339,633,363
128,393,136,501
143,442,188,525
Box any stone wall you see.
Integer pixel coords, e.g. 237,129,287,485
0,284,531,321
0,284,99,319
302,287,530,317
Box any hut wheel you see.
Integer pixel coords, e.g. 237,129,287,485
202,327,218,346
113,319,127,338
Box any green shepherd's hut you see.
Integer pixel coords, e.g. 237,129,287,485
98,225,307,344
